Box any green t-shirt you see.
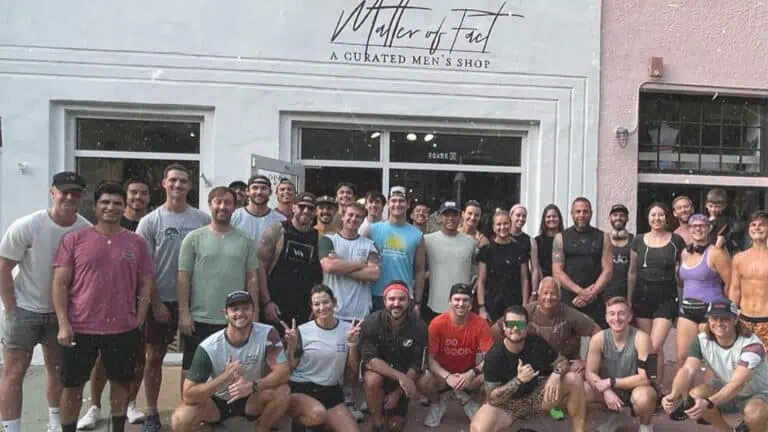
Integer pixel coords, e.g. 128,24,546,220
179,227,259,324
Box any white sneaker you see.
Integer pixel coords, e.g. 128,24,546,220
463,399,480,421
344,395,365,423
46,424,62,432
454,390,471,405
127,401,146,424
76,406,100,430
423,397,448,427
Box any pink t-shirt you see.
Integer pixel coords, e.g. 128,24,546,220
54,227,154,335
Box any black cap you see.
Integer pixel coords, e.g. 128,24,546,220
706,299,739,319
449,283,472,298
52,171,86,192
439,201,460,215
248,175,271,188
225,291,253,307
296,192,316,207
610,204,629,215
316,195,338,206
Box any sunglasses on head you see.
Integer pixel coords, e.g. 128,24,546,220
504,320,527,330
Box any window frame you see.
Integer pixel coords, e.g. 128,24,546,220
294,120,527,199
59,104,213,208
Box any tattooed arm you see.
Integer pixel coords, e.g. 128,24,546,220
486,378,523,406
257,223,282,305
551,233,583,296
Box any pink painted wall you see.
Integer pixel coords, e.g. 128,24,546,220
598,0,768,231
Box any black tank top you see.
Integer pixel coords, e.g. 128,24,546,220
562,226,604,300
535,235,554,277
268,221,322,325
603,233,634,299
512,232,532,262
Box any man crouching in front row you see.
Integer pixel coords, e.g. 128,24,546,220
470,305,587,432
171,291,291,432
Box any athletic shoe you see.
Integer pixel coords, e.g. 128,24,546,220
359,400,368,413
454,390,471,405
141,414,162,432
127,401,146,424
345,398,365,423
46,424,62,432
76,406,100,430
463,399,480,421
420,395,431,406
423,396,448,427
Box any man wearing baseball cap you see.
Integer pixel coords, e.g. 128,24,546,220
604,204,634,301
231,175,286,245
0,171,91,432
366,186,426,314
258,192,322,334
420,283,493,427
171,291,291,431
423,201,476,324
359,280,428,432
314,195,339,237
663,299,768,431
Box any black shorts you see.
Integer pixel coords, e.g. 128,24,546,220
382,378,410,417
420,306,439,326
679,298,710,324
212,396,258,423
144,301,179,346
633,284,678,320
289,381,345,410
61,328,141,388
182,322,226,370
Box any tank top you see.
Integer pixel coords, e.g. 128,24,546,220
535,235,554,277
678,247,724,303
599,327,638,385
562,226,604,302
268,221,322,325
290,320,351,386
603,234,634,299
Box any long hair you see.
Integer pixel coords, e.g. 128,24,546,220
703,319,752,340
538,204,564,236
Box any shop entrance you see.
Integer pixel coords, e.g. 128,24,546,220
299,126,524,235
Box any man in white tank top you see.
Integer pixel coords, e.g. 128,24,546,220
171,291,291,432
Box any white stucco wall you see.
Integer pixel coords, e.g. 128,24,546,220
0,0,601,235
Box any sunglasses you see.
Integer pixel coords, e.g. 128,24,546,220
504,320,527,330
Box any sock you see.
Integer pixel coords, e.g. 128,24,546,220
110,415,127,432
639,424,654,432
48,407,62,428
1,419,21,432
62,423,77,432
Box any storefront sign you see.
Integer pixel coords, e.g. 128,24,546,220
329,0,523,70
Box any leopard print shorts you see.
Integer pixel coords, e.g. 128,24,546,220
741,316,768,347
491,380,547,422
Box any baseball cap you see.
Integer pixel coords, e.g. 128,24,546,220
609,204,629,215
389,186,407,198
225,291,253,307
439,201,460,214
706,299,739,319
248,175,271,188
296,192,316,207
449,283,472,298
52,171,86,192
316,195,338,206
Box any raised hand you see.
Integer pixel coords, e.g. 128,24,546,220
346,318,363,346
516,359,540,384
281,318,298,349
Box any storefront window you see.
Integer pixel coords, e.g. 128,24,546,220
74,116,203,221
389,132,522,166
639,93,765,175
300,128,380,161
305,167,383,198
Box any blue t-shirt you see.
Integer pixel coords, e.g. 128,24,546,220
369,221,423,296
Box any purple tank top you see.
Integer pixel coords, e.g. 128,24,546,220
678,248,724,302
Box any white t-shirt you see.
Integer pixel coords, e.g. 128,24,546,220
290,320,351,386
424,231,476,313
0,209,91,313
231,207,286,244
319,233,378,320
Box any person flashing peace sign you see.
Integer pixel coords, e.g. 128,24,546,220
283,284,364,432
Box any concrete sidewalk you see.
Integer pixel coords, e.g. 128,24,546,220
10,364,742,432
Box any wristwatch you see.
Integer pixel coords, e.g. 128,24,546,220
704,397,715,409
252,379,262,394
472,367,481,376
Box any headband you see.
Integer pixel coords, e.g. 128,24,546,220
510,204,527,214
383,282,409,298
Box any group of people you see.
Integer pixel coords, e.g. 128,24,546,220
0,165,767,432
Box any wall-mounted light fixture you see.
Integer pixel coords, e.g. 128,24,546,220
615,127,630,148
649,57,663,78
200,172,213,187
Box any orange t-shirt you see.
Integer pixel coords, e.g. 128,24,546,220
428,312,494,374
